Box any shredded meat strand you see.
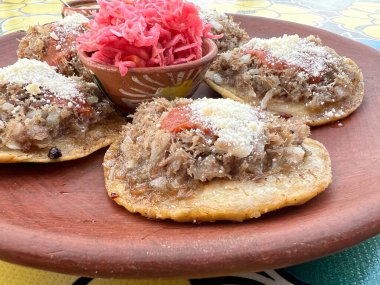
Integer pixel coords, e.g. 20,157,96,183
199,8,250,53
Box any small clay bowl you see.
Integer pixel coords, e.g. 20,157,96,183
62,0,99,18
78,38,218,110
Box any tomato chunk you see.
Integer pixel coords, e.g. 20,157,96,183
245,49,322,83
246,49,288,70
43,25,78,67
308,75,322,84
160,106,212,134
45,94,94,118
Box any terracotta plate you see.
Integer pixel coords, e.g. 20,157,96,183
0,16,379,278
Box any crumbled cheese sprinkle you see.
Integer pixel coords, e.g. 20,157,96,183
0,59,82,102
199,8,228,33
25,83,41,95
324,107,345,118
54,14,89,44
190,98,264,158
58,13,89,30
243,34,337,77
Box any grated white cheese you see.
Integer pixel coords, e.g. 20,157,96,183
324,107,345,118
0,58,82,103
242,34,337,77
199,8,228,27
190,98,265,158
58,13,89,30
54,14,89,44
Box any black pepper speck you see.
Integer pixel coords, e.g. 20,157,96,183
48,147,62,159
110,193,119,199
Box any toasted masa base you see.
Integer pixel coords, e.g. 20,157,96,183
205,59,364,126
104,138,332,222
0,113,125,163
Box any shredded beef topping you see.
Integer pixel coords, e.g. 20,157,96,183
207,35,360,111
106,98,310,198
199,8,249,53
0,59,114,151
17,14,92,81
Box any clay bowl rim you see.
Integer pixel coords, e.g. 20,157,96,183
78,38,218,75
62,0,100,11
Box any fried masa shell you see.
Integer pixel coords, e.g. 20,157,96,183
0,112,125,163
103,138,332,222
205,52,364,126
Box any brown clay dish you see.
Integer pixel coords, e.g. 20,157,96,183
78,38,218,111
0,16,379,278
61,0,99,18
